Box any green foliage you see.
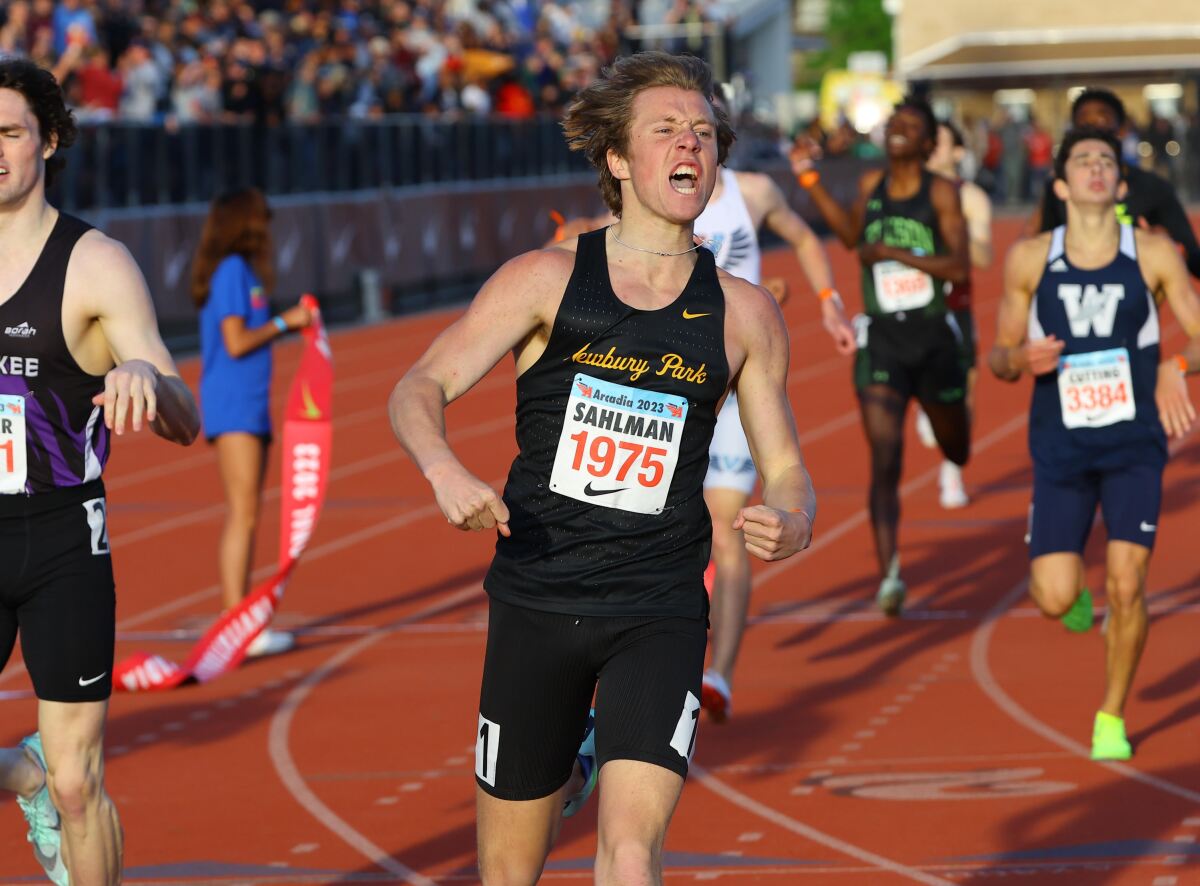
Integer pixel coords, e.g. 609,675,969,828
801,0,892,83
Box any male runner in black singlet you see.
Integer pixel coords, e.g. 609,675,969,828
0,60,199,886
390,52,815,885
1026,88,1200,281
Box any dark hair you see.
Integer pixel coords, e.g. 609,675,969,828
938,120,964,148
1070,88,1126,129
0,58,77,188
561,51,734,216
893,95,938,156
191,188,276,307
1053,127,1124,182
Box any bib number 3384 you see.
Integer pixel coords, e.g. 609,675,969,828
550,374,687,515
1057,347,1135,429
0,394,28,495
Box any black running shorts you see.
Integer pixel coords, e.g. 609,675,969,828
0,480,116,702
854,312,967,404
475,596,708,800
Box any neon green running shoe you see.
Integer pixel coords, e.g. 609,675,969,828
1062,588,1094,633
1091,711,1132,761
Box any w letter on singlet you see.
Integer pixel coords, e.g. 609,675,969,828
1058,284,1125,338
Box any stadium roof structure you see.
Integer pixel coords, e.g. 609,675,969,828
897,24,1200,85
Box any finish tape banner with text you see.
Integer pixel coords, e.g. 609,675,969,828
113,294,333,691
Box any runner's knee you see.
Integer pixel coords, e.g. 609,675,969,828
1105,570,1144,612
46,755,102,823
597,836,659,885
1029,576,1077,618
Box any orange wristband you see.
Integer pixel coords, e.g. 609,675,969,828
1174,354,1188,374
797,170,820,189
818,287,838,302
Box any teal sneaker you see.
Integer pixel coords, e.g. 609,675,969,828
562,710,597,819
1062,588,1094,633
1091,711,1132,761
16,734,69,886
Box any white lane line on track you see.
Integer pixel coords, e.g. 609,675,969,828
971,583,1200,806
690,764,955,886
970,431,1200,806
268,580,485,886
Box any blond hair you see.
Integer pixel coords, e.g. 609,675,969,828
561,51,734,216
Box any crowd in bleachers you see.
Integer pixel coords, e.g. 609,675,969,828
0,0,641,124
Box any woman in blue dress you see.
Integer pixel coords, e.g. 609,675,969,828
192,188,312,656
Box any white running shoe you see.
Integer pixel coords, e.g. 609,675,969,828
915,408,937,449
939,461,969,509
876,554,905,617
246,629,296,658
701,669,732,723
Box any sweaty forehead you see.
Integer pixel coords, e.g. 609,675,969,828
1068,140,1117,163
631,86,714,124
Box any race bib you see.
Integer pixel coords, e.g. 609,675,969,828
872,260,935,313
1058,348,1136,429
0,395,27,494
549,374,687,515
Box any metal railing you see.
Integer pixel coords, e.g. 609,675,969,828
51,115,589,211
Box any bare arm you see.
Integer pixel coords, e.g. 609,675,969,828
791,146,878,250
220,301,312,358
756,174,833,294
1140,231,1200,437
77,233,199,444
989,236,1063,381
388,248,569,534
726,280,815,560
961,181,993,269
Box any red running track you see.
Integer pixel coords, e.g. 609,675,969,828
2,217,1199,885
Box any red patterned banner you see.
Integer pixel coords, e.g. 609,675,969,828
114,295,333,691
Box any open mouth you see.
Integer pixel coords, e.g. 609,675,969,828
669,165,699,195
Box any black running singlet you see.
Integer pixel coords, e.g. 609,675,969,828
484,229,730,618
0,214,109,494
860,171,948,319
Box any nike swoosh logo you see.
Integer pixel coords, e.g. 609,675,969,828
583,482,627,497
681,310,711,320
1140,521,1157,532
78,672,107,687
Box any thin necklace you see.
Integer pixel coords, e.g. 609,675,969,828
610,226,703,257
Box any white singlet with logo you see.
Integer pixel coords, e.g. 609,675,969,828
550,373,688,515
1057,347,1136,429
694,168,761,285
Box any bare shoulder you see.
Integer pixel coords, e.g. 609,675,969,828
1006,232,1051,278
732,170,775,197
929,173,962,204
718,267,780,325
493,242,576,289
70,228,143,281
961,180,990,207
859,167,885,193
1133,227,1178,262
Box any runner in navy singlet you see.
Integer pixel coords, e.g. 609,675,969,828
390,52,816,885
991,128,1200,761
0,60,200,886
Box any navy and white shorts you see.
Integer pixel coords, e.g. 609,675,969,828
1028,461,1163,558
475,596,707,801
